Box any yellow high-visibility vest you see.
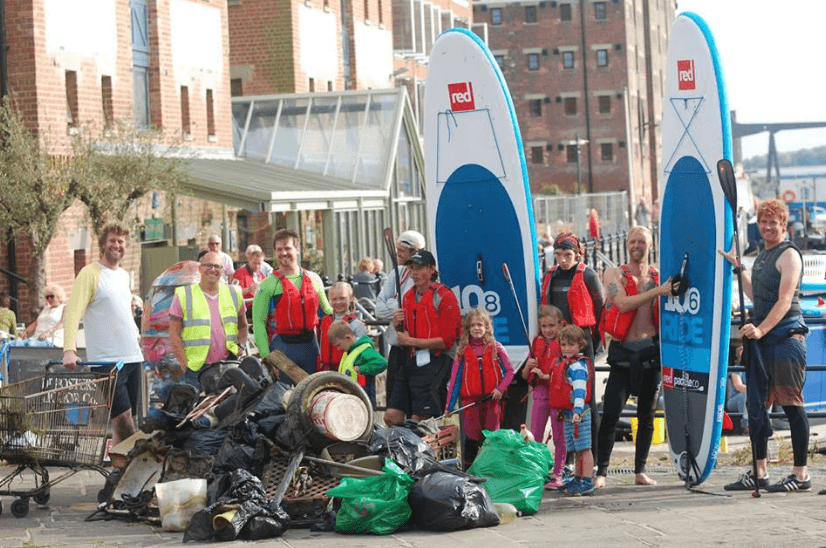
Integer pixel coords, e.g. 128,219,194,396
175,284,241,371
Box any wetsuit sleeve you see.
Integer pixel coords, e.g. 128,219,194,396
310,272,334,315
62,265,99,353
253,275,281,354
495,341,515,393
445,354,464,412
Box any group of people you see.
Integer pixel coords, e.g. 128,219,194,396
44,195,811,495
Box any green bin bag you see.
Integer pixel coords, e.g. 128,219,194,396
326,458,415,535
467,429,552,514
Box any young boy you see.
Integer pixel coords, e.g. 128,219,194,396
328,320,387,407
551,325,595,496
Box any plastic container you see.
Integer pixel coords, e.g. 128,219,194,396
155,478,208,531
630,417,666,445
492,502,519,525
310,391,370,441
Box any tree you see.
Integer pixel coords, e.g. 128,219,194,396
68,121,189,234
0,97,76,257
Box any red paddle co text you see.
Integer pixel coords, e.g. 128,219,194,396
448,82,475,111
677,59,696,90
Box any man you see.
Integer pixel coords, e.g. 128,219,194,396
374,230,426,403
721,199,811,492
385,250,462,425
595,226,674,488
371,258,387,293
207,234,235,281
231,244,271,302
252,228,332,378
168,252,248,389
63,222,145,446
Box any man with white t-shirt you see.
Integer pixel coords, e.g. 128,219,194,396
168,252,248,389
63,222,145,445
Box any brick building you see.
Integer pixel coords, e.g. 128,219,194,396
0,0,235,325
228,0,394,95
476,0,673,204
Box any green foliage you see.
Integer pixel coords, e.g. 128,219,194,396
541,183,561,195
68,121,189,235
0,97,75,256
743,145,826,169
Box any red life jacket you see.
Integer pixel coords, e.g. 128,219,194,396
599,265,660,344
317,313,357,371
549,354,593,411
529,335,561,386
541,263,596,327
460,343,504,400
270,270,320,336
402,283,460,357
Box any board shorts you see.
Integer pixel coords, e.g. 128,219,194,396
563,409,592,452
111,361,142,418
761,318,807,407
388,351,452,417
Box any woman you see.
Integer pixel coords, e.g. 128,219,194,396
21,283,66,346
352,257,378,301
0,293,17,338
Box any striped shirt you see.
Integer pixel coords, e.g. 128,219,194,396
566,357,590,416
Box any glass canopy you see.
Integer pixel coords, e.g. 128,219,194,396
232,89,404,189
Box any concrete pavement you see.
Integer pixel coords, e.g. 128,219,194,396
1,429,825,548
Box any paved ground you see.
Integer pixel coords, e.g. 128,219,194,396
1,426,825,548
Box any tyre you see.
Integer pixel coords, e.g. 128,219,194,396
33,490,50,506
285,371,373,452
11,498,29,518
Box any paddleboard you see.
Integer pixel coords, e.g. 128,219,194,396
424,28,539,367
659,12,732,485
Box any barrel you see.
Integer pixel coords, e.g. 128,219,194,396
310,390,370,441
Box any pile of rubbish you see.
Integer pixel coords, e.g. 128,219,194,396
98,350,552,541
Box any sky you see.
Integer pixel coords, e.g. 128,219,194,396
673,0,826,161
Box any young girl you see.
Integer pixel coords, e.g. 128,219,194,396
550,325,595,496
523,305,566,489
317,282,367,372
446,308,515,470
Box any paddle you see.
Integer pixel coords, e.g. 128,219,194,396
383,227,404,331
717,158,761,498
501,263,533,359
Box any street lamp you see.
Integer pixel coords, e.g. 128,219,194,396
575,132,589,194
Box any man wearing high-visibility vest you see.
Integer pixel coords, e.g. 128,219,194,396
169,252,248,389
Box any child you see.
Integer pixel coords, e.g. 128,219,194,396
446,308,515,470
317,282,368,372
550,325,595,496
523,305,566,489
328,319,387,407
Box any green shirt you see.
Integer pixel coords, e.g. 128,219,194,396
0,307,17,336
347,335,388,376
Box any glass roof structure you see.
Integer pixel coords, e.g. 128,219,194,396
233,88,407,190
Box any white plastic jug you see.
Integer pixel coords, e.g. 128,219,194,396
155,478,208,531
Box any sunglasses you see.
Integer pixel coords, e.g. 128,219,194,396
201,263,223,271
45,294,56,299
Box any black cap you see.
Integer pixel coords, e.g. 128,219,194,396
405,250,436,266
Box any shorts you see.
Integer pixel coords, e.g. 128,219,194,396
388,351,452,417
563,410,592,452
111,362,142,418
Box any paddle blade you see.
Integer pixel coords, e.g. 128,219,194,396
383,227,397,265
717,159,737,217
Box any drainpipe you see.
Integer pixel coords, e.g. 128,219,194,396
0,0,19,316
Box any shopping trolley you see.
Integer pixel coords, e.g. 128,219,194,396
0,362,120,518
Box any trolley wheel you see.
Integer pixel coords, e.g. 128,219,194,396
98,484,114,504
0,500,3,517
33,490,50,506
11,498,29,518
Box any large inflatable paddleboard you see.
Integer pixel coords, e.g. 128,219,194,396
659,12,733,485
424,28,539,366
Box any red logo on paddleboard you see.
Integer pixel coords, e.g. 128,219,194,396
662,367,674,390
677,60,696,90
448,82,476,111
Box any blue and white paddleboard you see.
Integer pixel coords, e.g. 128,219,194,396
659,12,733,485
424,28,539,367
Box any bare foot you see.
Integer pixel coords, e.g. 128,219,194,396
635,473,657,486
594,475,606,489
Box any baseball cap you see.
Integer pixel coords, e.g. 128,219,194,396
398,230,426,250
405,250,436,266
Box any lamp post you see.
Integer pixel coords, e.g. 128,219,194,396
575,133,589,194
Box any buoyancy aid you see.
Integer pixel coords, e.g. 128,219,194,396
459,343,505,400
599,264,659,344
270,270,320,336
338,340,370,387
529,335,561,386
549,354,593,411
317,313,356,371
402,283,459,357
541,263,596,327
